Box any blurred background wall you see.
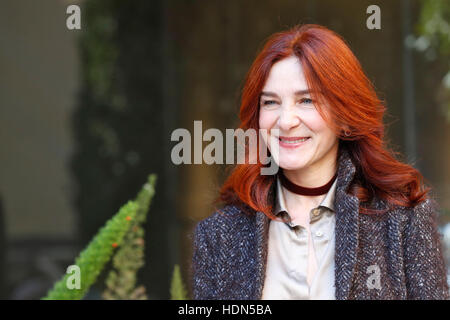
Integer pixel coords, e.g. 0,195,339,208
0,0,449,299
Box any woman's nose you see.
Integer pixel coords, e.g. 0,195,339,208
278,105,300,130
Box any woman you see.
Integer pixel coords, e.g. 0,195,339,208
191,24,449,300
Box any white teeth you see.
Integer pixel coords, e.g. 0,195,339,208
279,137,309,143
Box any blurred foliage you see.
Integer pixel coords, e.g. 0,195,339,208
71,0,167,265
103,174,157,300
72,0,124,246
409,0,450,120
412,0,450,221
417,0,450,56
43,201,138,300
71,0,173,298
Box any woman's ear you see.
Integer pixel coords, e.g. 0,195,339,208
342,125,352,137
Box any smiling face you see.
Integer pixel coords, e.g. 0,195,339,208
258,55,339,179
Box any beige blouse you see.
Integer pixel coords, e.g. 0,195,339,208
261,176,337,300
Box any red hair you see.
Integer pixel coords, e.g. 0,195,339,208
218,24,430,219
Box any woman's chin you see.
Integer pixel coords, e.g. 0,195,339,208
278,161,308,172
276,153,309,171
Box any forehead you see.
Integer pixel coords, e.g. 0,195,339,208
262,56,309,93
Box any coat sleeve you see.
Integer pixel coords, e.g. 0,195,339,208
403,198,449,299
191,219,217,299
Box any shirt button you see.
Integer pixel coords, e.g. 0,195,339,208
312,208,320,216
315,231,323,237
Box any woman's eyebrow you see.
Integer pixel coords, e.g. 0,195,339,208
260,90,311,98
260,91,279,98
294,90,311,96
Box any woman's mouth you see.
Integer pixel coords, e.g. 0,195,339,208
278,136,311,148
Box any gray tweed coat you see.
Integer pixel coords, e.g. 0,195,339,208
191,147,449,299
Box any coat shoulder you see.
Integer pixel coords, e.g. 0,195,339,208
402,197,442,237
411,197,438,217
358,196,440,237
394,197,439,224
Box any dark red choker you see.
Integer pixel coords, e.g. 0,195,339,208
279,171,338,196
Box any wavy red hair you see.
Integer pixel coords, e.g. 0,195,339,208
218,24,430,219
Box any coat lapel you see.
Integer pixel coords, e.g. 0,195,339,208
334,147,360,300
254,210,270,299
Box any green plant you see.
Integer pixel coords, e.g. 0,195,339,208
42,201,138,300
170,264,188,300
42,173,190,300
102,174,157,299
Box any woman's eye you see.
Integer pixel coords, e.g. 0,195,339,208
300,98,313,104
262,100,277,106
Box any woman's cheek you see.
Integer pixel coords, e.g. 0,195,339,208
260,109,278,128
259,111,274,151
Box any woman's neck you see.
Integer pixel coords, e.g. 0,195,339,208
282,158,337,189
281,153,338,214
